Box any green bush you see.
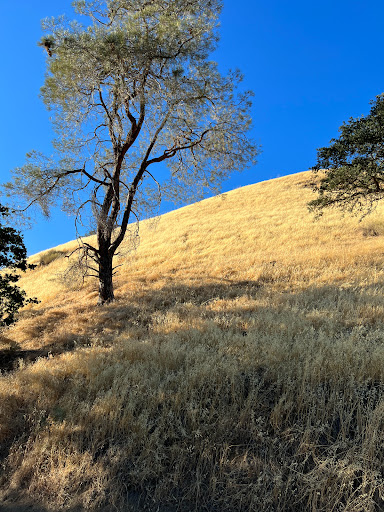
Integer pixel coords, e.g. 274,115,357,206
0,204,38,326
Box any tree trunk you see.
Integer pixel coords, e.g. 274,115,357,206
98,251,114,305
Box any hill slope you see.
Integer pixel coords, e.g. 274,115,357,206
2,171,384,511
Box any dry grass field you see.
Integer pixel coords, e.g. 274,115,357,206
2,170,384,511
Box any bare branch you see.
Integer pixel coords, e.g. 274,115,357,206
147,129,211,166
145,169,162,203
98,88,117,147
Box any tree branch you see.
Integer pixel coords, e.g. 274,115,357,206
147,129,211,166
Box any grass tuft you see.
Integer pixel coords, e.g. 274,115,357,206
37,249,66,267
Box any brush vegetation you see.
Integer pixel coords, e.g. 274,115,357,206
1,171,384,511
37,249,66,267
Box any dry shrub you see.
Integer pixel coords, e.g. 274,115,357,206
38,250,66,266
361,219,384,237
0,335,18,350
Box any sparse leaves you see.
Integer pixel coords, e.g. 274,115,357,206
3,0,258,304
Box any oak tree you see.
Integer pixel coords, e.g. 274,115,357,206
309,94,384,216
3,0,258,304
0,205,38,327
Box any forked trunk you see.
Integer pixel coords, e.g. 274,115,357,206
98,252,114,305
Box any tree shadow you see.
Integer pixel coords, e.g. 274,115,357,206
0,278,262,374
2,275,383,375
0,347,49,374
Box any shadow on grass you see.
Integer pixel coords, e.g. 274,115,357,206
3,275,383,374
0,278,262,374
0,339,79,374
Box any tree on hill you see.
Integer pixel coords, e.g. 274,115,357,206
2,0,258,305
309,94,384,216
0,205,38,327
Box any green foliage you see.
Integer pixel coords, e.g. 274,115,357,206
4,0,257,219
309,93,384,216
0,205,39,327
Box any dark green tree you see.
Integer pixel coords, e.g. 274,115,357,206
309,94,384,216
0,206,38,327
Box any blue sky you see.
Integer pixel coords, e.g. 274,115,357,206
1,0,384,255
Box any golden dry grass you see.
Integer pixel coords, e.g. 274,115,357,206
2,171,384,510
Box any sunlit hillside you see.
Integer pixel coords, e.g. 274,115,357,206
2,170,384,511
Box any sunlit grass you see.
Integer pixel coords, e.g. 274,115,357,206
1,171,384,510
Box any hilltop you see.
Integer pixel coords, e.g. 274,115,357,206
2,170,384,511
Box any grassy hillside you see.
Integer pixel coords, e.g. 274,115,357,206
2,171,384,511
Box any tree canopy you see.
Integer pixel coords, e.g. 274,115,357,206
3,0,258,304
309,94,384,216
0,206,38,327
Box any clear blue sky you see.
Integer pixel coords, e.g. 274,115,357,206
1,0,384,255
